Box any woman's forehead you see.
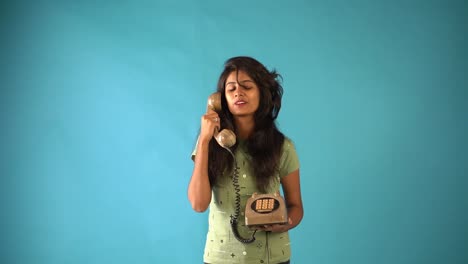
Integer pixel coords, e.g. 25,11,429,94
226,70,253,83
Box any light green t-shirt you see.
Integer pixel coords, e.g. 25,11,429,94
192,138,300,264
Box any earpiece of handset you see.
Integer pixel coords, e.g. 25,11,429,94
207,92,236,148
207,92,222,112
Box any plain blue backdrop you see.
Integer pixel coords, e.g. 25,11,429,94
2,0,467,263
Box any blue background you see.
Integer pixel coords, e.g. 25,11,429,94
2,0,467,263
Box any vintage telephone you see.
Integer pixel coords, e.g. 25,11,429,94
245,192,288,227
207,92,288,244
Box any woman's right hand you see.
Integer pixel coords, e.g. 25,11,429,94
199,112,220,143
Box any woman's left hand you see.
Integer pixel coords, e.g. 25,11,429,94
253,217,292,233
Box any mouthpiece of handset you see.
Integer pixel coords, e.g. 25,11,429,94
215,129,236,148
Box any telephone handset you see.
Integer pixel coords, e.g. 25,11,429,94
207,92,236,148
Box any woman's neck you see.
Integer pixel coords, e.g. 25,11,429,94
234,116,255,140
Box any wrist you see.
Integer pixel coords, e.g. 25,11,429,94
198,136,212,146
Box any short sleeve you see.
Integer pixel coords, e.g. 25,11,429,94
191,137,199,161
278,138,300,179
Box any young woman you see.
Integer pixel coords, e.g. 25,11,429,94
188,56,303,264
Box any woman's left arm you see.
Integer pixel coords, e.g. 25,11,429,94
281,169,303,230
281,169,304,229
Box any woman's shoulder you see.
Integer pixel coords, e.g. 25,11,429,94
278,135,300,176
283,136,296,148
280,136,299,155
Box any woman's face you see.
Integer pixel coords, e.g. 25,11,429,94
224,70,260,118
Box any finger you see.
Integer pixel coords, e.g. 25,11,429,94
209,116,220,131
205,114,220,123
203,114,219,123
200,115,219,138
270,224,280,231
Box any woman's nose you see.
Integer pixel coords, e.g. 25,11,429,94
234,87,244,97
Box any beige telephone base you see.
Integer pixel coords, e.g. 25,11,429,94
245,192,288,227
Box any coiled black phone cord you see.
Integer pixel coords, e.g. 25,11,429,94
225,148,257,244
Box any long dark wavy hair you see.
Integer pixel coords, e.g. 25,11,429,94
208,56,285,192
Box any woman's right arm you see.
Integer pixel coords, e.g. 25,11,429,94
187,112,219,212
